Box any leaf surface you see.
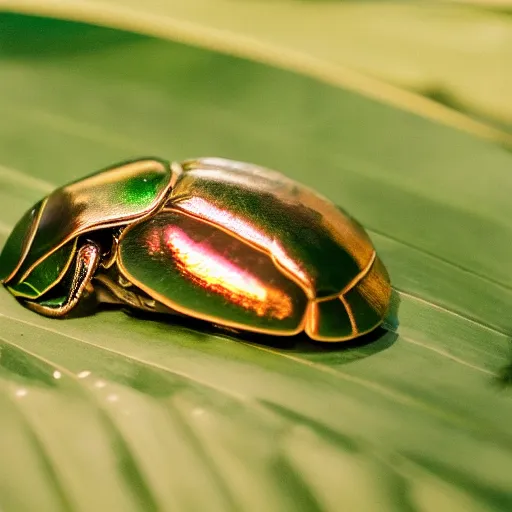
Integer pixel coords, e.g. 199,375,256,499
2,0,510,138
0,11,511,512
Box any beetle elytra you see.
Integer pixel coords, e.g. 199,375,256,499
0,157,391,342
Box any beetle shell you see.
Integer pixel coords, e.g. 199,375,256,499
0,157,391,342
0,159,173,298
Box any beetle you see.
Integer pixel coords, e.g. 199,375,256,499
0,157,391,342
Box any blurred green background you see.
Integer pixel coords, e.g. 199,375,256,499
0,2,511,511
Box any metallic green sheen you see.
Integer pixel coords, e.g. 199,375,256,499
174,158,375,298
8,241,76,299
313,300,353,339
345,282,383,334
118,210,308,332
1,159,171,286
0,200,43,282
0,156,390,342
122,171,167,208
38,295,67,308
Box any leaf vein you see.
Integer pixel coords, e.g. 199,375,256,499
0,336,161,512
370,226,512,296
0,358,75,511
239,341,512,450
396,288,511,338
0,163,53,193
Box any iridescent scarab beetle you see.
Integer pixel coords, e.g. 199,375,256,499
0,157,391,341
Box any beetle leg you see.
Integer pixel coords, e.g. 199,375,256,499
24,241,100,318
101,229,122,270
93,273,176,315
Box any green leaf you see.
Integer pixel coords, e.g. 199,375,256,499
0,10,511,512
105,0,509,131
1,0,511,145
